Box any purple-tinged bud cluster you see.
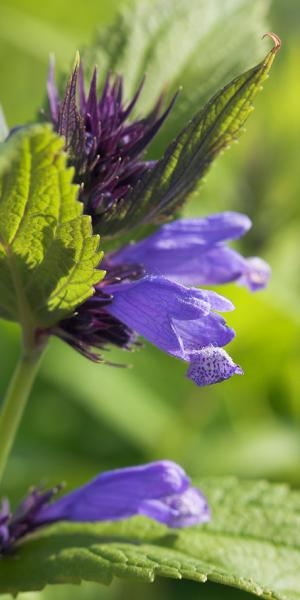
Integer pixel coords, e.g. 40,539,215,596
0,462,209,555
0,486,60,555
47,58,176,230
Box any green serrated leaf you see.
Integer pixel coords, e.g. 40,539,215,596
96,37,280,236
80,0,270,160
82,0,269,114
1,478,300,598
0,125,103,332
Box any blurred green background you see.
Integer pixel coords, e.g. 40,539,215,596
0,0,299,598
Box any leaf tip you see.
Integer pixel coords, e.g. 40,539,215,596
73,50,81,70
262,32,281,53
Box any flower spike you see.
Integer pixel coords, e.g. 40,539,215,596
43,43,277,385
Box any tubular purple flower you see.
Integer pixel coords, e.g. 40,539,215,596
102,275,242,386
35,461,209,527
107,212,270,289
0,462,210,554
54,208,264,383
105,276,235,355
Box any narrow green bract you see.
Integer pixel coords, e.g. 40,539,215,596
99,39,279,235
0,125,104,330
1,478,300,599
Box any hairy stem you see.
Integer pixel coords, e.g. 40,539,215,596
0,341,47,486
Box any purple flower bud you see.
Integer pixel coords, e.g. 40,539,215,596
0,486,59,554
47,58,176,231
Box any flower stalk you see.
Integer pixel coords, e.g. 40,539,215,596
0,340,47,486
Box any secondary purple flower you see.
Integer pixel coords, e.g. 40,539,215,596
107,212,270,290
0,461,209,554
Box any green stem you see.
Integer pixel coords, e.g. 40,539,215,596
0,344,46,486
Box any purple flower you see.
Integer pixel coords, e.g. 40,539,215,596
44,61,271,385
107,212,270,289
0,461,209,554
54,211,268,384
103,274,242,386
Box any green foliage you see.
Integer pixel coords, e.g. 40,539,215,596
0,125,103,331
0,107,8,143
82,0,270,146
98,39,279,236
1,478,300,599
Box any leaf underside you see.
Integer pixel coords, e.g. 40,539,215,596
96,39,279,237
0,125,103,329
82,0,270,126
1,478,300,599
